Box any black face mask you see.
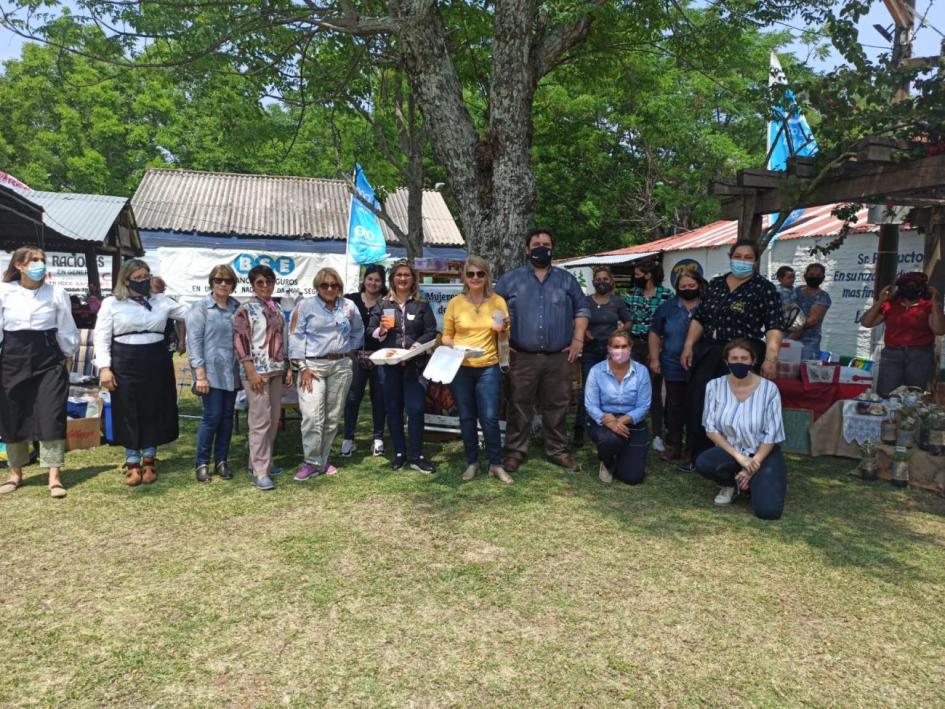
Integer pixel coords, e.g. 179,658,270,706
805,276,824,288
898,285,923,301
528,246,553,268
593,281,612,295
727,362,752,379
678,288,699,301
129,279,151,297
632,276,648,289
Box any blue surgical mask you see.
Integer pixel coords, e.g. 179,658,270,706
727,362,752,379
730,260,754,277
25,262,46,281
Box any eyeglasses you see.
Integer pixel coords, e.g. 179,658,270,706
466,270,486,279
318,283,341,290
253,278,275,287
212,278,236,285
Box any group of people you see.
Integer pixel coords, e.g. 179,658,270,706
1,234,941,520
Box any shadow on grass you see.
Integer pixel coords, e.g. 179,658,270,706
399,439,945,583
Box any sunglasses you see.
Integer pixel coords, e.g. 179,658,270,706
318,282,341,290
466,270,486,279
212,278,236,285
253,278,275,286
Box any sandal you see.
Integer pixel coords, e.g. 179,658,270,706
0,478,21,495
49,484,67,499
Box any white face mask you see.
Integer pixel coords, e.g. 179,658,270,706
608,347,631,364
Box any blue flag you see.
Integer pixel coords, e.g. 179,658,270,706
347,164,390,265
767,52,818,238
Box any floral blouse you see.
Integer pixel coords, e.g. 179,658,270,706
234,297,287,377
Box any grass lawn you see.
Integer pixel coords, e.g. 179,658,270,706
2,395,945,707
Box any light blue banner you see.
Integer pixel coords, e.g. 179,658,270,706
347,163,390,265
767,83,818,238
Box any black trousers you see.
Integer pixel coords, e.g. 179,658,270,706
663,379,688,453
589,421,648,485
632,338,663,437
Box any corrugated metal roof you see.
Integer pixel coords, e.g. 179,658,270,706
598,204,879,256
131,168,465,246
15,189,129,243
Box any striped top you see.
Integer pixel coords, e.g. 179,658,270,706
702,375,785,455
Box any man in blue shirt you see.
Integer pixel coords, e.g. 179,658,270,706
495,228,590,474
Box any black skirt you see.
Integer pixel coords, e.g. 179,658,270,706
0,329,68,442
110,340,179,449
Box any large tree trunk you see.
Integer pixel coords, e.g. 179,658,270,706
394,0,592,275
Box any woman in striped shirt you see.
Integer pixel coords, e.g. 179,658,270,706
696,338,786,519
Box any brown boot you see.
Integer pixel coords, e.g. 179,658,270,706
125,462,142,487
141,458,158,485
660,446,681,462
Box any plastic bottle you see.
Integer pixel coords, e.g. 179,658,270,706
494,309,510,371
891,446,910,488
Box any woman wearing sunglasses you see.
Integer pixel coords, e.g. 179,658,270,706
186,264,242,483
288,268,364,481
441,256,512,484
369,260,437,472
234,265,292,491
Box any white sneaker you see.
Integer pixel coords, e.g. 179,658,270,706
372,439,384,456
598,462,613,484
340,439,355,457
714,486,737,505
652,436,665,452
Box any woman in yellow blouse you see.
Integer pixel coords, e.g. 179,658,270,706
442,255,512,484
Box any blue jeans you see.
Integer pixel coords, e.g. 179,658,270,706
195,388,238,465
125,446,157,464
574,348,607,437
449,364,502,466
343,362,386,440
589,421,648,485
383,366,427,459
695,445,787,520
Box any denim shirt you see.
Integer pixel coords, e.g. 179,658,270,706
650,297,697,383
288,296,364,361
186,295,241,391
494,265,590,353
584,359,652,426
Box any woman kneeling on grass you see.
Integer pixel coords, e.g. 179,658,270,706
695,338,786,519
584,330,652,485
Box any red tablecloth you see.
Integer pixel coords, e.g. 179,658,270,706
774,377,871,420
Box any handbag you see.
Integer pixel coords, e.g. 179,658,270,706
357,350,376,370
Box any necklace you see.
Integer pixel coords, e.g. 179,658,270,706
466,293,486,314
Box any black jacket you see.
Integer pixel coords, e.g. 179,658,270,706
368,296,437,351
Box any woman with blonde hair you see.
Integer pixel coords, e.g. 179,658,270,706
186,264,241,483
442,255,512,483
288,267,364,480
94,259,187,486
0,246,78,499
369,259,437,472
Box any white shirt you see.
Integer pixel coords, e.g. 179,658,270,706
0,281,79,356
94,294,188,369
702,375,786,455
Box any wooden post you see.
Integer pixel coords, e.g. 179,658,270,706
737,192,762,244
85,247,101,295
874,0,914,293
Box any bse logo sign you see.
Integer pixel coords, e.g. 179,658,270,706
233,253,296,276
